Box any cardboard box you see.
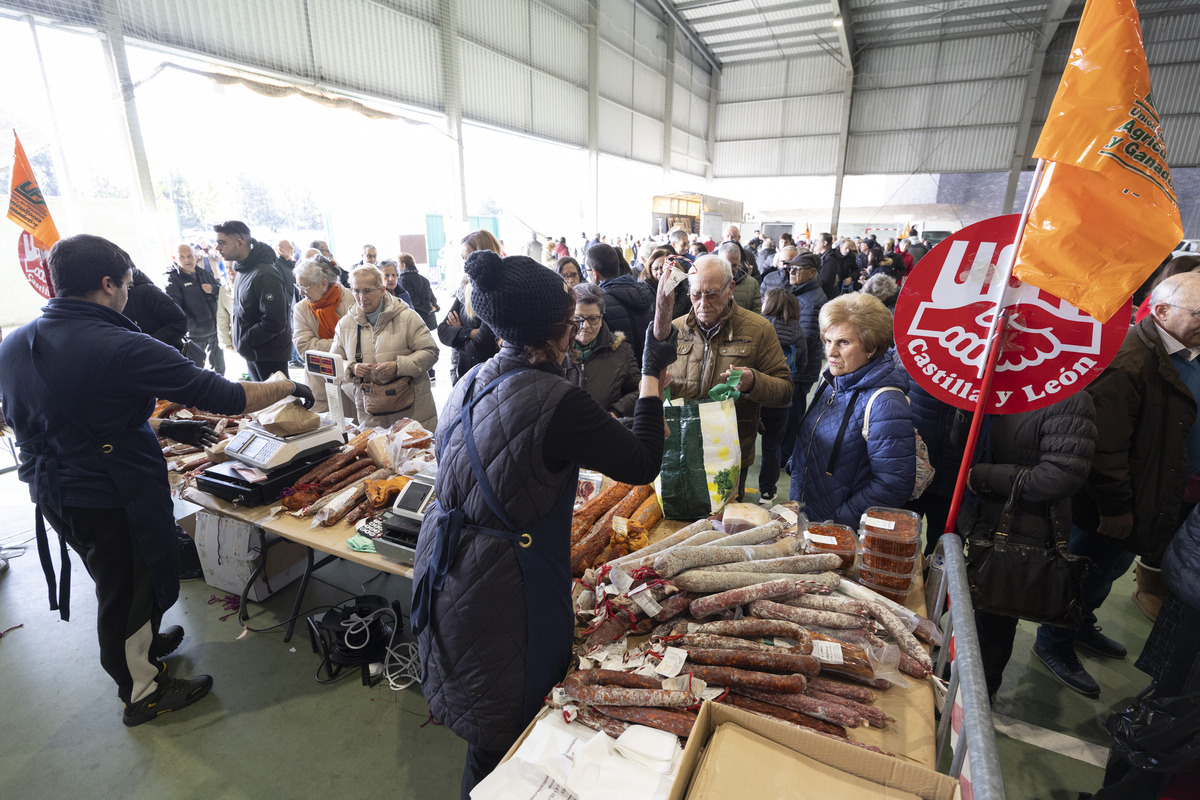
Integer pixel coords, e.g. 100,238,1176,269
671,702,960,800
193,509,308,602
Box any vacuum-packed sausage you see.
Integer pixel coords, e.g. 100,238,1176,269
867,600,934,672
749,599,871,630
720,693,847,737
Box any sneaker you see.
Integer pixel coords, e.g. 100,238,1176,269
759,492,776,506
122,674,213,727
1032,641,1101,698
149,626,184,660
1075,625,1127,659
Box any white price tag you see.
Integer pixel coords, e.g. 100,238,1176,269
863,515,895,530
551,687,567,705
770,505,799,525
609,566,634,594
700,685,726,701
811,639,845,665
663,675,705,697
654,646,688,678
662,264,688,295
687,623,701,633
804,530,840,546
175,409,194,419
635,664,661,678
629,584,662,617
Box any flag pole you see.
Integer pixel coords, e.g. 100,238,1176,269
944,312,1009,536
975,159,1046,378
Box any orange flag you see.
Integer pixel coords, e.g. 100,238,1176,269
1012,0,1182,323
7,131,60,250
803,222,811,242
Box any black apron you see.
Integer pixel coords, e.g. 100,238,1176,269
413,366,578,723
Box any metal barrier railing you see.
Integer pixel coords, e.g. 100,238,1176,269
930,532,1006,800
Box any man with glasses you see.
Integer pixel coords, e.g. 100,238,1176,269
781,252,827,435
1033,272,1200,697
668,255,792,501
216,220,291,381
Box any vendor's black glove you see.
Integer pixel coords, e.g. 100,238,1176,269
159,419,220,447
642,324,679,377
290,381,316,410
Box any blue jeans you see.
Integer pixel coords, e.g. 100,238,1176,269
1035,524,1136,653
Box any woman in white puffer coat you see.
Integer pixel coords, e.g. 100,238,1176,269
331,266,440,430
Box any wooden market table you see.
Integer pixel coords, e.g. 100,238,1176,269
181,486,412,641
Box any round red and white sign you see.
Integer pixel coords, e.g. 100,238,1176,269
894,214,1130,414
17,231,54,299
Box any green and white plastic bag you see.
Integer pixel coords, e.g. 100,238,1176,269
655,372,742,520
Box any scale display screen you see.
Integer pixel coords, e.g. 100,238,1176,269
393,479,434,519
306,352,339,378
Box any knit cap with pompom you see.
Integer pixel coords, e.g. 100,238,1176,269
464,250,573,347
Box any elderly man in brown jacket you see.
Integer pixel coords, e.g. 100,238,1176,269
668,255,793,500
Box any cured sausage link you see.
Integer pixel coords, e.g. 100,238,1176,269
593,705,695,738
735,688,864,728
806,677,877,704
806,689,891,728
749,599,872,630
683,648,820,677
683,664,807,694
688,578,795,618
720,693,847,738
653,538,801,578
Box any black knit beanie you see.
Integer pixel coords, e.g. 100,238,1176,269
465,250,572,347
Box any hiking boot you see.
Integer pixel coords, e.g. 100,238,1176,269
1075,625,1127,659
1132,561,1165,622
122,674,213,727
1033,641,1100,698
149,626,184,660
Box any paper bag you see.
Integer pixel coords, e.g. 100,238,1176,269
255,399,320,436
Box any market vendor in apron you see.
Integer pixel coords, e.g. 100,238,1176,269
0,234,315,727
412,249,677,799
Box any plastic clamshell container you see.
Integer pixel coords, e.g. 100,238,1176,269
856,577,911,604
859,550,919,573
859,507,922,557
802,522,857,571
858,560,916,589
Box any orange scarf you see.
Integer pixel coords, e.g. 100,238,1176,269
309,284,343,339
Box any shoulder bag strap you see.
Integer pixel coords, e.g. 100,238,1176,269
994,467,1030,543
824,388,863,476
862,386,906,439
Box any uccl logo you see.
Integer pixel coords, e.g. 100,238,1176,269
895,215,1128,414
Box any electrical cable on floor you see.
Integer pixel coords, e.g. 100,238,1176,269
311,604,421,690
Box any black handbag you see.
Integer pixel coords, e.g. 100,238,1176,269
964,468,1096,627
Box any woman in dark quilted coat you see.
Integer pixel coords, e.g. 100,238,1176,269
958,392,1097,698
789,293,914,526
412,251,676,799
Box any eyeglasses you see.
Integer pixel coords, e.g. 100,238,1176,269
351,287,380,296
688,288,727,303
1167,303,1200,319
573,314,602,327
788,267,814,274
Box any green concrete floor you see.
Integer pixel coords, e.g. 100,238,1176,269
0,379,1156,800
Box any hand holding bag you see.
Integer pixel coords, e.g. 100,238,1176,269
964,468,1096,627
355,324,415,415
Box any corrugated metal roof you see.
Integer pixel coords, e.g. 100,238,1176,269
858,33,1032,89
852,78,1024,133
713,134,840,177
1163,115,1200,165
717,93,842,140
720,55,844,103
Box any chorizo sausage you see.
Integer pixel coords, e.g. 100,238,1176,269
631,492,663,531
344,497,375,525
572,706,631,738
652,591,696,623
672,571,828,594
321,462,378,495
703,553,843,574
674,634,792,654
318,457,371,487
563,669,696,707
781,593,869,618
807,690,891,728
299,445,366,486
749,599,872,630
683,648,820,677
684,665,807,693
688,578,796,618
899,652,933,679
653,537,801,578
593,706,695,738
606,519,714,568
720,693,847,738
571,482,632,544
571,505,622,577
697,520,785,548
692,619,813,654
807,677,877,704
867,600,934,672
735,688,863,728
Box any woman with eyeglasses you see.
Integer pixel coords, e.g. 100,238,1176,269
638,247,693,321
331,265,439,429
438,230,502,383
292,258,355,413
556,256,583,288
566,282,640,418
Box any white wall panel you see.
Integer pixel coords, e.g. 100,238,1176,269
599,42,634,108
632,60,665,118
853,78,1024,133
531,72,587,146
848,126,1017,174
722,55,844,103
714,135,839,178
632,114,663,164
633,4,666,68
598,0,633,43
718,94,841,140
460,42,529,133
599,98,633,158
859,33,1031,90
460,0,529,58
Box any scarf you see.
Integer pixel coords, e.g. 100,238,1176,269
309,283,343,339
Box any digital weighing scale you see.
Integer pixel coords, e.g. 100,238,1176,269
224,421,346,471
361,477,436,562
